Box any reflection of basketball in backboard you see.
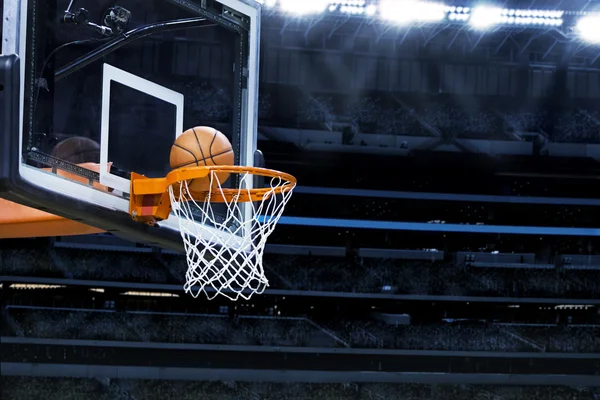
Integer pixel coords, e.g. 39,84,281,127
49,136,112,191
170,126,234,191
51,137,101,164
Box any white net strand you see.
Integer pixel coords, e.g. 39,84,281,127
168,170,295,301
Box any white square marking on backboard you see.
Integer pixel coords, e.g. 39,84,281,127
100,63,184,194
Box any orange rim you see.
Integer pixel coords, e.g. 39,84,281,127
130,166,296,223
172,165,296,203
132,165,296,204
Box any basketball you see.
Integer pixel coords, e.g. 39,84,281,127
170,126,234,191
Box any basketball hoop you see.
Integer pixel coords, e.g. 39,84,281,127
129,165,296,300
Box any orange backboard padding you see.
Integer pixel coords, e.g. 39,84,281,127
0,163,111,238
53,162,113,191
0,198,105,238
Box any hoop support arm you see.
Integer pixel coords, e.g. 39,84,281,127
129,172,171,224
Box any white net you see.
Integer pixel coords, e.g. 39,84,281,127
168,169,295,301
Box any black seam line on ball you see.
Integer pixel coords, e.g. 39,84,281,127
209,128,218,166
192,127,208,166
172,149,233,169
173,143,200,167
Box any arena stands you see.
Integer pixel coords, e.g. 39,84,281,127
2,305,598,352
0,246,174,283
2,377,600,400
328,320,599,352
263,255,600,298
2,245,599,298
151,79,600,145
258,91,600,143
172,80,232,123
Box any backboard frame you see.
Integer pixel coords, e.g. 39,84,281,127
0,0,262,252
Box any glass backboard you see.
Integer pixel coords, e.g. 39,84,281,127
1,0,261,251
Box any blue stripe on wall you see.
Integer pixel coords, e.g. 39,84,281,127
294,186,600,206
271,216,600,236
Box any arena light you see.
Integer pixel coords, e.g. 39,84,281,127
327,0,398,16
340,6,366,15
380,0,446,24
446,6,470,14
10,283,66,289
337,0,368,15
279,0,330,15
267,1,570,32
469,5,503,29
499,8,563,26
447,5,470,21
576,14,600,44
122,291,180,297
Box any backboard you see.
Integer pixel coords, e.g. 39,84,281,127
1,0,261,252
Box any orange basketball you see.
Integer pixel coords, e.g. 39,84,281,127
170,126,234,192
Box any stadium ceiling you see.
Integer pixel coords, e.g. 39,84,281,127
257,0,600,46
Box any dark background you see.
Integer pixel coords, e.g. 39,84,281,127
1,0,599,399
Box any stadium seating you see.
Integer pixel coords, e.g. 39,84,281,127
3,307,333,347
2,377,600,400
171,80,233,123
325,319,599,352
3,306,598,352
258,91,600,143
2,247,598,298
139,80,600,144
263,256,600,298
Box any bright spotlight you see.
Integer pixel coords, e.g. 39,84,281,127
365,4,377,16
469,6,503,29
380,0,446,24
279,0,329,15
577,14,600,44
